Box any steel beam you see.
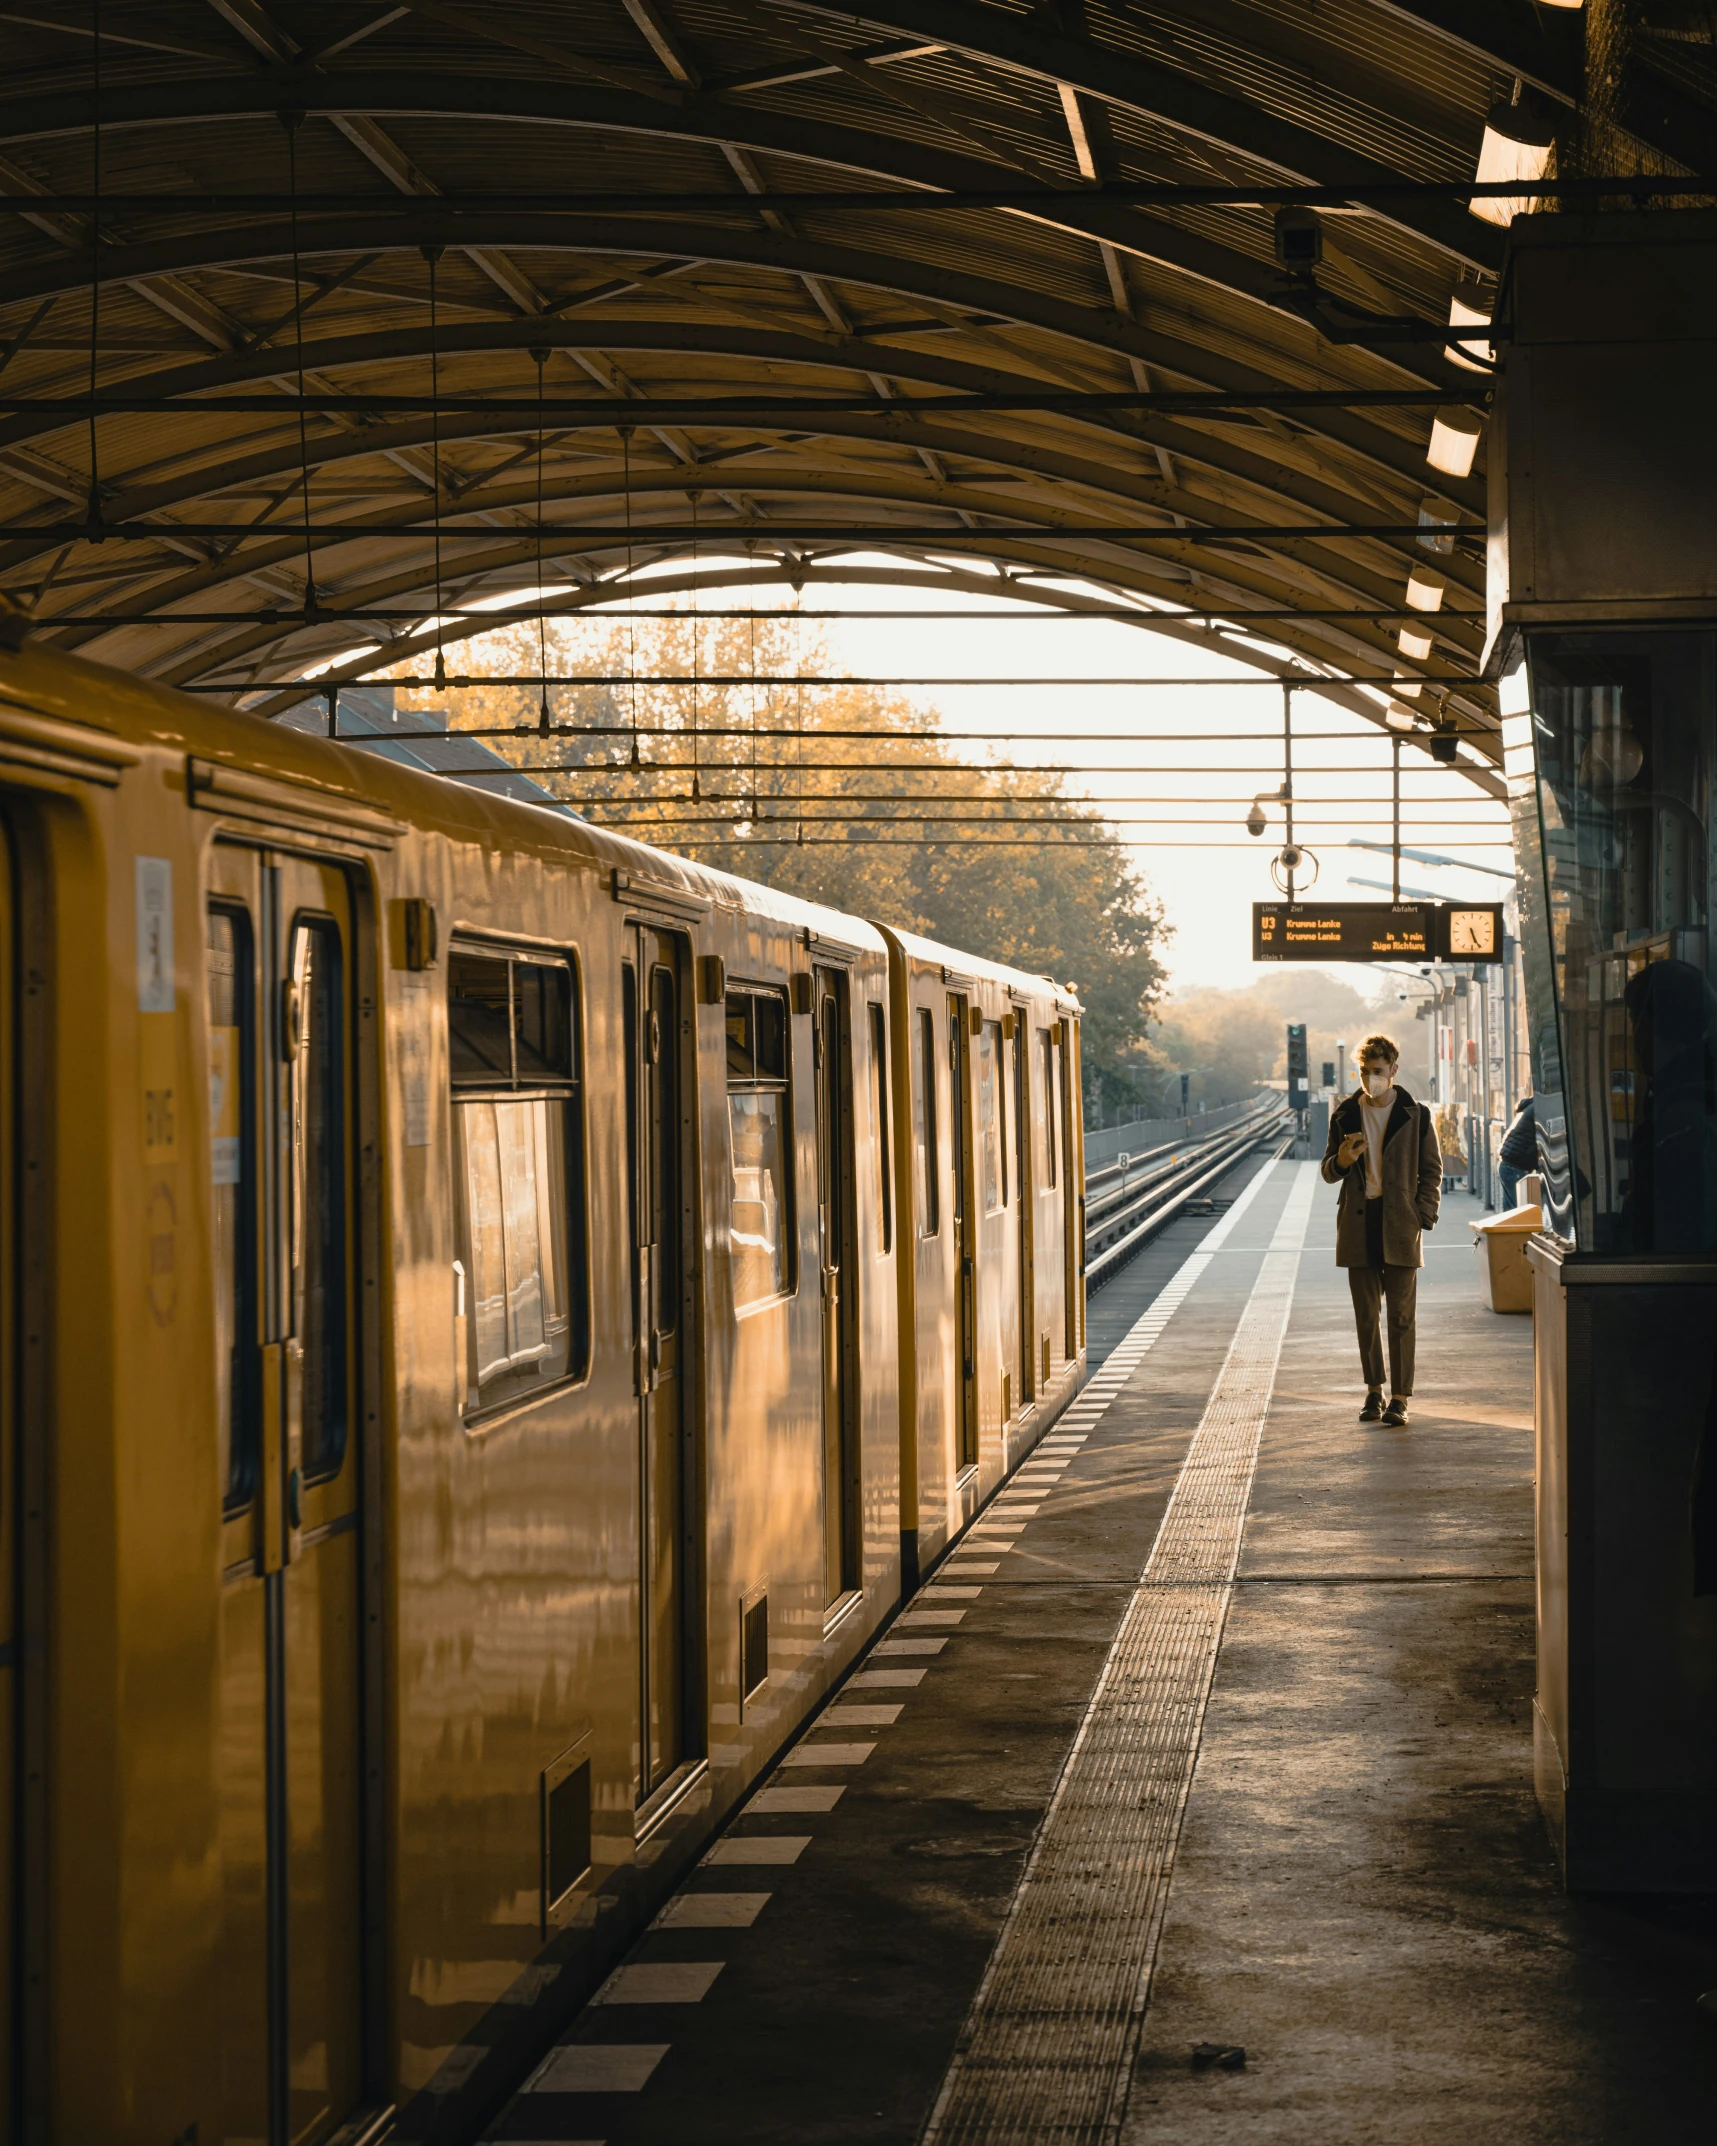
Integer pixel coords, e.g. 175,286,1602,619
0,70,1500,313
0,216,1483,476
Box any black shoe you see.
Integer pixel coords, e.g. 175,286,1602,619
1382,1397,1409,1428
1359,1391,1384,1423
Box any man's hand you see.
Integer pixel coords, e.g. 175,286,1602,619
1337,1130,1366,1169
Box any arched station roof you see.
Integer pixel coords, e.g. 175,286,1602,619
0,1,1602,790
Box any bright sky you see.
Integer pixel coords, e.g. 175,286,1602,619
798,568,1513,992
382,554,1516,997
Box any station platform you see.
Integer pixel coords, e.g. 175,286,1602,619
481,1156,1717,2145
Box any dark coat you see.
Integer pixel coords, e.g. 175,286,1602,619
1320,1084,1441,1268
1499,1095,1537,1174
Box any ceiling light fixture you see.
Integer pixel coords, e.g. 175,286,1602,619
1405,568,1445,613
1427,407,1484,478
1445,283,1495,373
1393,669,1423,700
1470,93,1556,228
1417,498,1455,555
1399,625,1434,661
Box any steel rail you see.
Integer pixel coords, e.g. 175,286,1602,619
1085,1105,1280,1211
1084,1106,1293,1289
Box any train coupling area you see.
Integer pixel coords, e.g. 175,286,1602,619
474,1154,1717,2146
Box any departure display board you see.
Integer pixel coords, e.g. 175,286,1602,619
1252,901,1505,964
1254,902,1435,963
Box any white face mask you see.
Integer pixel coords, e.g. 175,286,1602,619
1364,1069,1393,1098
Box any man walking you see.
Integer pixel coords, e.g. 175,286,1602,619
1321,1033,1441,1427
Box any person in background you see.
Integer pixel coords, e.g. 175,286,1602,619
1322,1034,1441,1428
1498,1090,1536,1210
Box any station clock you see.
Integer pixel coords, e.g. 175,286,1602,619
1446,908,1499,957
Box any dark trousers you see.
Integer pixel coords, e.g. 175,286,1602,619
1349,1197,1417,1394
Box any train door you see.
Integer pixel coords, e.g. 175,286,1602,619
0,819,14,2137
813,966,859,1604
626,926,698,1804
947,995,977,1470
208,846,366,2146
1060,1025,1082,1358
1011,1014,1033,1413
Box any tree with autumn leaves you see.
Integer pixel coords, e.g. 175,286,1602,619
387,605,1168,1108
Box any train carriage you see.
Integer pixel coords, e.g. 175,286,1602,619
882,929,1086,1583
0,632,1081,2145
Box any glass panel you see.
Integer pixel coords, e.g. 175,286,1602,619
979,1019,1002,1214
294,922,348,1479
948,1004,967,1229
1040,1030,1057,1187
449,949,514,1084
449,943,586,1405
726,986,793,1304
651,965,681,1334
497,1100,548,1362
1525,628,1717,1252
515,960,573,1082
915,1006,939,1236
729,1090,789,1304
464,1100,510,1385
208,906,258,1507
624,962,639,1338
458,1095,573,1408
870,1002,891,1253
725,988,787,1083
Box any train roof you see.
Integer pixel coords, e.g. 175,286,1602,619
0,634,887,958
882,923,1081,1018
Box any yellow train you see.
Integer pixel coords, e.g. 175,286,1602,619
0,626,1084,2144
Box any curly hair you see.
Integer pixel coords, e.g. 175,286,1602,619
1359,1033,1400,1065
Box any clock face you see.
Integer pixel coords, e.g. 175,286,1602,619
1448,908,1496,955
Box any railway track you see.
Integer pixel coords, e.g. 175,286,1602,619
1084,1102,1295,1289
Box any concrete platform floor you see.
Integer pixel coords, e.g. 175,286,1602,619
481,1157,1717,2145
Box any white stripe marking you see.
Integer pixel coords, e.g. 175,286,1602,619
593,1962,722,2004
653,1893,770,1928
526,2044,668,2092
706,1835,810,1865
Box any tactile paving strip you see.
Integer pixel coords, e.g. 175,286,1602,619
922,1164,1317,2146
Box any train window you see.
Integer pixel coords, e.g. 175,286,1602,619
449,953,513,1081
207,905,259,1508
979,1020,1003,1214
1040,1029,1057,1188
516,961,574,1082
726,986,791,1306
291,920,349,1480
449,944,589,1416
914,1006,939,1236
869,1002,892,1254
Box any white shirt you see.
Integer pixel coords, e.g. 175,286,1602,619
1359,1084,1395,1198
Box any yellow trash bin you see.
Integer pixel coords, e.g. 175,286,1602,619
1469,1201,1542,1314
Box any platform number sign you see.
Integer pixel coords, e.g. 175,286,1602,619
1286,1023,1309,1113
